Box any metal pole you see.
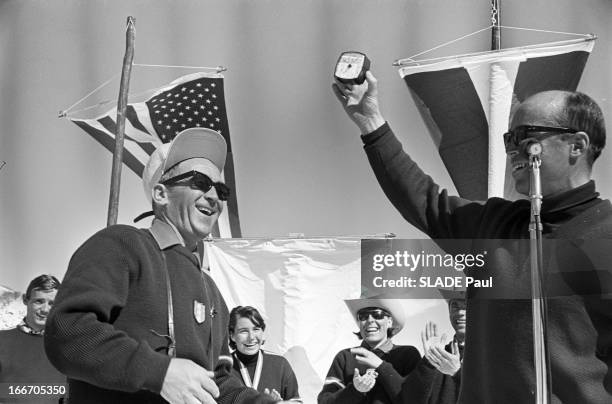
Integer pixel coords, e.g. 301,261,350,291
529,152,552,404
107,17,136,227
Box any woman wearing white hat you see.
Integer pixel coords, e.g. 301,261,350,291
318,298,421,403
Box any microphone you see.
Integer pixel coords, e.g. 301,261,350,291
522,139,542,157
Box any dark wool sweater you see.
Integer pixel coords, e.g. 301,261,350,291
362,123,612,404
318,341,421,404
231,350,300,400
45,221,275,404
0,328,66,403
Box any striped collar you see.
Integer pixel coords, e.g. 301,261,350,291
17,318,44,336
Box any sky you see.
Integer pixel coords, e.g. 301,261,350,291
1,0,612,349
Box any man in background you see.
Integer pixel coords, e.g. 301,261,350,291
0,275,65,401
400,290,465,404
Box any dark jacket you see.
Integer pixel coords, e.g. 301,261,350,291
45,220,274,404
231,350,300,400
318,340,421,404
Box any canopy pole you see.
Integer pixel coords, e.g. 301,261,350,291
491,0,501,50
107,17,136,227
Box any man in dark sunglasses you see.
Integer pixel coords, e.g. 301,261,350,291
318,299,421,403
333,69,612,403
46,128,284,404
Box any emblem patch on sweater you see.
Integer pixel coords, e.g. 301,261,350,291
193,300,206,323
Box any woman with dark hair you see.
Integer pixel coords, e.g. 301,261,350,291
228,306,300,401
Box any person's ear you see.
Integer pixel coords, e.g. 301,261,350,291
22,294,28,305
152,184,169,206
569,131,590,158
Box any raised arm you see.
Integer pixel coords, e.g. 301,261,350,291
332,71,488,239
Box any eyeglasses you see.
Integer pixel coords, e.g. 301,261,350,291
161,170,231,201
357,308,390,321
503,125,577,151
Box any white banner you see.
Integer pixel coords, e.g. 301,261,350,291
207,237,442,403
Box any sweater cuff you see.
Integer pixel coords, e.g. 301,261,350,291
141,350,172,394
376,360,395,375
421,356,436,370
360,121,390,146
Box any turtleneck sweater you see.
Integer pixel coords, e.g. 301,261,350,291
231,349,300,400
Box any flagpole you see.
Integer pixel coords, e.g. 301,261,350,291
487,0,507,199
491,0,501,50
107,17,136,227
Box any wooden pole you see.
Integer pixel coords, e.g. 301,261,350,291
107,17,136,227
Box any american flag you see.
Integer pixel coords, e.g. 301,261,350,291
70,72,241,238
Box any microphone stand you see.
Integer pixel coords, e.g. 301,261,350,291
527,142,552,404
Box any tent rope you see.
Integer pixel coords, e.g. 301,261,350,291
59,63,226,118
401,25,592,63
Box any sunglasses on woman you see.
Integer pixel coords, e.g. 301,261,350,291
357,308,391,321
161,170,231,201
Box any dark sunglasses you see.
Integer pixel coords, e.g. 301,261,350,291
161,170,230,201
503,125,577,151
357,308,390,321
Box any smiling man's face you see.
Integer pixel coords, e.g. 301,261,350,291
24,289,57,332
507,92,577,197
449,299,466,339
162,158,224,247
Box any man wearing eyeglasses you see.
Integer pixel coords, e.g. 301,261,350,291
318,298,421,404
332,71,612,403
45,128,283,404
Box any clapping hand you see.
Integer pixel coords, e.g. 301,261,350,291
353,368,377,393
421,321,461,376
350,347,383,369
263,388,283,401
429,342,461,376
